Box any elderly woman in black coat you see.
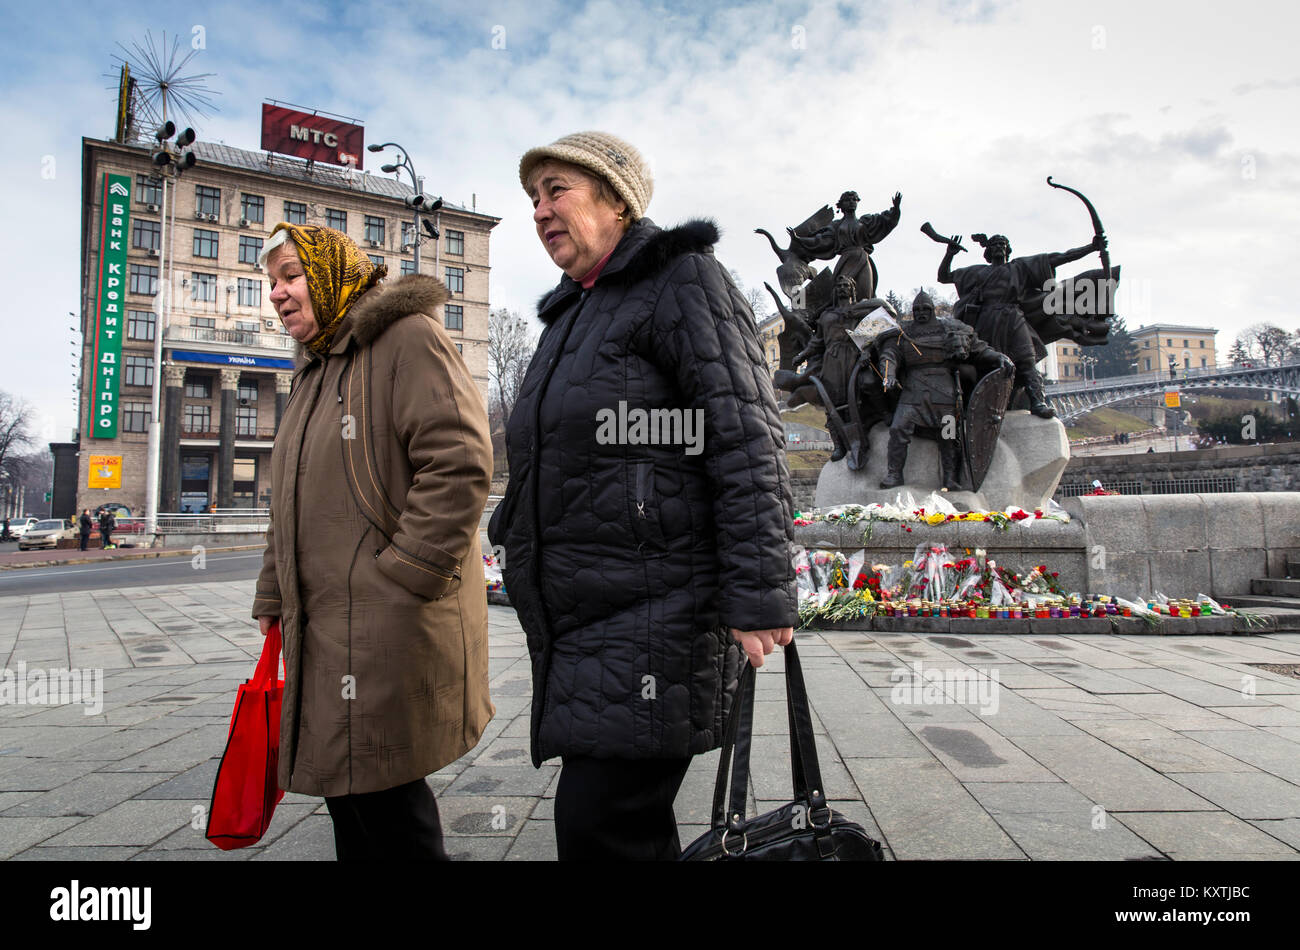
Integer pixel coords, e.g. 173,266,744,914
488,131,798,860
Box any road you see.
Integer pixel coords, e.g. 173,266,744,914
0,550,263,595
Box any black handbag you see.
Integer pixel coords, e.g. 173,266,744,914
680,640,885,861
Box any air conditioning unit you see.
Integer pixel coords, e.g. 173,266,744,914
147,248,159,257
253,263,263,272
226,285,236,293
147,203,160,213
207,213,219,223
181,278,190,287
239,398,249,406
239,217,248,227
263,319,275,329
368,240,380,248
194,210,205,219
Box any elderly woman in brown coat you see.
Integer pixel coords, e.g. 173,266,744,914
251,224,494,860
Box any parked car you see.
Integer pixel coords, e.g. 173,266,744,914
94,503,144,533
18,519,75,550
4,516,39,539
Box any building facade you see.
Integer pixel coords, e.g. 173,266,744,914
77,135,498,515
1130,324,1218,374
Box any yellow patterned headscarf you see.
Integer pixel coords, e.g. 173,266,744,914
268,223,386,355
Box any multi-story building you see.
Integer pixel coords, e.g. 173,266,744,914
757,312,783,377
1130,324,1218,374
77,134,499,515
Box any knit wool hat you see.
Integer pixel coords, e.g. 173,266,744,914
519,131,653,221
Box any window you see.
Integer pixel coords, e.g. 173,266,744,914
237,278,261,307
193,228,218,259
1144,358,1152,371
444,267,464,294
284,201,306,225
236,406,258,436
455,343,463,354
121,401,150,433
1201,357,1208,367
184,376,211,399
191,316,216,329
124,355,154,387
1183,339,1189,348
238,381,259,402
239,235,263,265
191,272,217,302
1199,340,1205,348
1167,338,1173,347
1184,358,1190,368
444,304,464,330
130,264,159,296
195,185,221,217
400,259,416,276
183,404,212,433
367,254,384,267
235,321,261,336
241,193,264,224
127,309,156,341
132,219,161,251
1143,340,1150,348
445,229,464,256
401,222,415,250
327,208,347,231
364,215,385,245
233,457,256,504
136,175,162,206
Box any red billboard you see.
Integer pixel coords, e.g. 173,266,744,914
260,104,364,169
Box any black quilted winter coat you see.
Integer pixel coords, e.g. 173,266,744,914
488,217,798,767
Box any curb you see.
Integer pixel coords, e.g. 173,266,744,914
0,544,266,572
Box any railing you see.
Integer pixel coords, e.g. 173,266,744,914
787,441,834,451
166,325,296,351
155,509,270,533
180,426,277,441
1057,475,1239,497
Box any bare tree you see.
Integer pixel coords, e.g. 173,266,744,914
908,285,956,317
730,269,772,323
487,308,538,428
1235,323,1293,365
0,391,35,481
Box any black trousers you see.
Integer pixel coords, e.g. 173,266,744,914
324,778,448,861
554,756,693,861
79,530,90,551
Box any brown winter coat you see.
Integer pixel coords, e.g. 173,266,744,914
252,274,494,797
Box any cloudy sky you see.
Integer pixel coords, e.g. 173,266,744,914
5,0,1299,443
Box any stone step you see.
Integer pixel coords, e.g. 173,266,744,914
1227,593,1300,610
1251,578,1300,597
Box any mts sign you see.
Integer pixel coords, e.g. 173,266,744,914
261,104,364,169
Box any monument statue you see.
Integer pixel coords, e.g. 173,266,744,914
772,276,895,466
877,292,1014,491
920,177,1120,418
786,191,902,301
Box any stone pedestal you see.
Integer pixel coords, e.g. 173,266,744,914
815,411,1070,512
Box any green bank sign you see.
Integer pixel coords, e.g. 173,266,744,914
88,173,132,438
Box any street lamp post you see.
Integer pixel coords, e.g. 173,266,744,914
367,142,442,276
145,121,198,537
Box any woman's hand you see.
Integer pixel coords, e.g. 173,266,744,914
257,615,276,637
729,627,794,668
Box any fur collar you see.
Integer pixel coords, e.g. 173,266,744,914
537,218,721,324
345,273,451,349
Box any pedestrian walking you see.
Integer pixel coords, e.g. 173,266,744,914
79,509,93,551
489,132,798,860
251,223,493,861
97,509,115,549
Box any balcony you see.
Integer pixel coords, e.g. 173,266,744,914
165,324,296,354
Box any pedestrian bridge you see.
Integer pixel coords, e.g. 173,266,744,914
1047,360,1300,422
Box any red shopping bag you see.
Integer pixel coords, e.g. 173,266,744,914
206,620,286,850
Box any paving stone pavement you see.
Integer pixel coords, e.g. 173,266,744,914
3,581,1300,860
